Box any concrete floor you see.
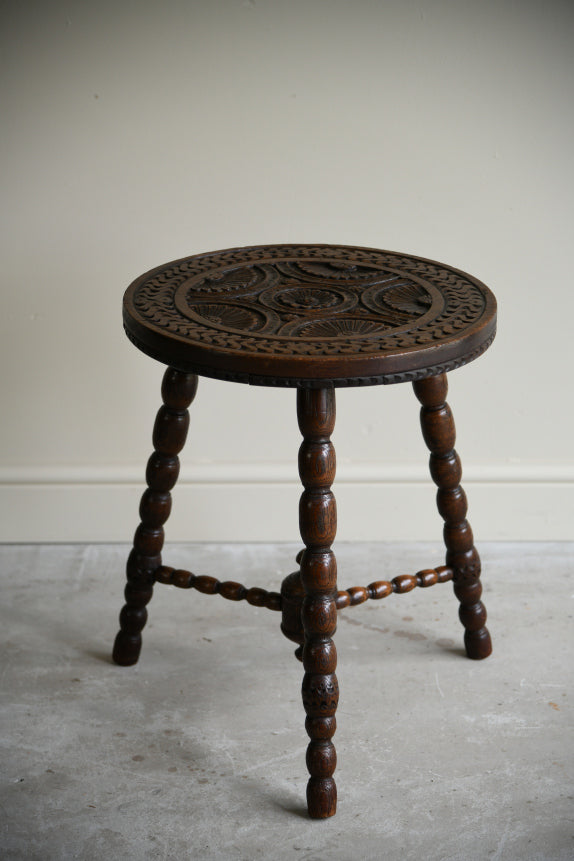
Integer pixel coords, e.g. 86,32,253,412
0,542,572,860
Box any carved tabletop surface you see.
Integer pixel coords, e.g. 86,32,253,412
123,244,497,387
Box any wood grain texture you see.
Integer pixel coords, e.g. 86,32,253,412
297,387,339,818
413,374,492,660
123,244,496,386
112,368,198,665
156,565,281,610
115,244,497,817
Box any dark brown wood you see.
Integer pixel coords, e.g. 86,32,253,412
280,569,306,653
112,368,198,665
335,565,453,608
156,565,281,611
297,387,338,819
123,244,496,387
115,243,497,818
413,374,492,660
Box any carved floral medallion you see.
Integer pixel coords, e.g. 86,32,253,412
125,244,496,385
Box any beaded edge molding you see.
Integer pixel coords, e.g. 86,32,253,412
128,245,493,359
124,326,496,388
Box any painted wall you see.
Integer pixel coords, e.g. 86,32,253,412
1,0,573,541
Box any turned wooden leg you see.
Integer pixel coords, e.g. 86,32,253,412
297,387,339,819
413,373,492,660
112,368,198,666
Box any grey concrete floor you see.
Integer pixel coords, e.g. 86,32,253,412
0,542,572,860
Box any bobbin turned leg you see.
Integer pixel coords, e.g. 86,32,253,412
112,368,198,666
413,373,492,660
297,387,339,819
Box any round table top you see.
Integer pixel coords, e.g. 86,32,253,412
123,243,497,387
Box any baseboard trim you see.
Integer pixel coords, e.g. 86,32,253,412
1,463,572,542
2,462,574,486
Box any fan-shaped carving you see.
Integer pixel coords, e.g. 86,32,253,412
296,318,386,338
292,261,376,281
190,304,264,332
190,265,268,296
127,244,495,383
383,284,433,314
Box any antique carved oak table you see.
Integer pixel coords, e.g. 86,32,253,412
112,243,497,819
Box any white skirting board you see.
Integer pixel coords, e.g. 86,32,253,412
0,463,572,542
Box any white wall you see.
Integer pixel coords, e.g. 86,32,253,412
1,0,573,542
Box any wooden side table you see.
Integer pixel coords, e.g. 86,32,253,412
112,243,497,818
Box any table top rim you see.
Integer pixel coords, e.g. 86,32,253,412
123,243,497,387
